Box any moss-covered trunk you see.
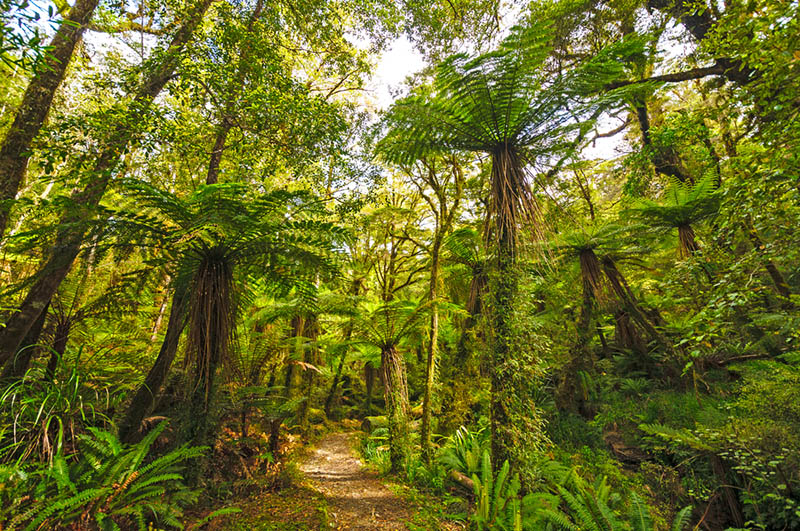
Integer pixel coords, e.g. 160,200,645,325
381,344,409,472
489,146,522,469
421,235,442,463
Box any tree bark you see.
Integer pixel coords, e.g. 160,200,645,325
0,0,100,238
421,236,441,463
0,0,215,367
44,317,71,382
363,363,376,416
118,285,188,443
1,300,49,380
382,344,410,472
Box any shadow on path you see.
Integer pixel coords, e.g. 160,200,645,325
300,432,410,530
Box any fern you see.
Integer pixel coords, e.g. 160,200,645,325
670,506,693,531
2,421,205,530
469,450,526,530
628,493,653,531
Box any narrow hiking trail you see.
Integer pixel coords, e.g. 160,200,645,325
300,432,412,530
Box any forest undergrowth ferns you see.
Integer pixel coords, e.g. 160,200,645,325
433,426,694,530
0,421,221,530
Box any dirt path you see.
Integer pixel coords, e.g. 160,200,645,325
300,432,411,530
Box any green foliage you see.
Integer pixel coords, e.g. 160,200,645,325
537,472,691,531
0,421,206,529
362,427,392,475
470,450,524,531
438,425,489,477
0,348,131,464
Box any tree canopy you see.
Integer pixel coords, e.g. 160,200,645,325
1,0,799,528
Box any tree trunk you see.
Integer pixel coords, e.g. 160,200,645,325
284,315,304,398
0,0,100,238
363,363,376,416
324,326,352,418
184,254,233,451
489,146,526,471
634,100,691,183
709,454,746,527
206,123,229,185
204,0,264,185
44,317,71,381
745,221,792,299
381,344,410,472
602,257,671,353
118,285,188,443
557,281,595,415
150,286,170,342
268,315,304,451
0,0,214,368
1,300,49,380
421,236,442,463
298,315,319,430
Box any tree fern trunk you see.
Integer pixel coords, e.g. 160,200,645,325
382,344,410,472
601,257,671,352
489,146,522,471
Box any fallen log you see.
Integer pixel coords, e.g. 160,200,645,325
449,469,475,493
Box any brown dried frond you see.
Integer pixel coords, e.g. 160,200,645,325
489,146,544,258
578,248,606,303
677,224,700,258
466,267,488,317
186,245,236,408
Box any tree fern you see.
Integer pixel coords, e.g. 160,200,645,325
625,174,720,258
379,17,637,469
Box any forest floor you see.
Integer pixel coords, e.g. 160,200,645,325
212,430,463,530
300,432,412,529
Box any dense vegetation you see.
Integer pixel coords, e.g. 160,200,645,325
1,0,798,528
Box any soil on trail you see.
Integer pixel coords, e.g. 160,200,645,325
300,432,411,530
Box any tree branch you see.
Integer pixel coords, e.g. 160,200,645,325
605,62,727,90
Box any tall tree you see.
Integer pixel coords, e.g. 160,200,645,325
0,0,100,238
379,21,624,470
400,155,464,463
0,0,214,367
355,301,426,472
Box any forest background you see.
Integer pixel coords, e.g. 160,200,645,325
0,0,799,528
